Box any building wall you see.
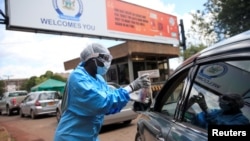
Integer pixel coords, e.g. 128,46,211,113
1,73,69,92
64,41,180,70
2,78,28,92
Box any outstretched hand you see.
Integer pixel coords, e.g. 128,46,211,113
130,74,151,91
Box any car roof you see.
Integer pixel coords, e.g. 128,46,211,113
30,91,57,93
28,91,57,95
5,90,27,93
175,30,250,71
4,90,28,96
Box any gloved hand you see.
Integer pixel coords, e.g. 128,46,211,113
196,93,208,113
187,93,208,113
129,74,151,91
187,95,198,109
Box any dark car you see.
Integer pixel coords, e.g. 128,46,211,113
133,30,250,141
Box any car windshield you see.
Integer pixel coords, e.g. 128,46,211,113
39,92,56,100
9,92,27,97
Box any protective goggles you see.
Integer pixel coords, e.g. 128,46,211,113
98,53,113,62
86,53,112,62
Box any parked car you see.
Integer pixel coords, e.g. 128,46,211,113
56,82,138,126
0,90,28,116
133,30,250,141
19,91,61,119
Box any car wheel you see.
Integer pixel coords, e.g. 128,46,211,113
56,109,61,123
6,106,12,116
19,109,24,117
135,132,142,141
30,110,36,119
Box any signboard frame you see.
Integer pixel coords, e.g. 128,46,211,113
5,0,180,45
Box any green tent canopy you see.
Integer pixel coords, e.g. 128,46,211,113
31,79,66,94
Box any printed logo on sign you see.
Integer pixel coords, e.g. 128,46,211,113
199,63,228,79
53,0,83,21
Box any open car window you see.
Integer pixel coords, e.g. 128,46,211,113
184,60,250,129
160,70,190,117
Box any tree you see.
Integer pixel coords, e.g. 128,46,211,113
181,44,207,60
189,0,250,45
0,80,5,97
51,74,67,82
217,0,250,36
20,71,67,92
22,76,38,92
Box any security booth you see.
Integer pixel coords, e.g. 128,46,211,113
106,40,179,84
64,40,180,96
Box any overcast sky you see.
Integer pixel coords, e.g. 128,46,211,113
0,0,206,79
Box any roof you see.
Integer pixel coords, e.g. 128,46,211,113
31,79,66,93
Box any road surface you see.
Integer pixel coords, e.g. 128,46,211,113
0,113,139,141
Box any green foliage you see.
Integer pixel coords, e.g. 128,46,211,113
20,71,67,92
51,74,67,82
190,0,250,44
41,71,54,78
217,0,250,36
181,44,207,60
0,80,5,97
22,76,37,92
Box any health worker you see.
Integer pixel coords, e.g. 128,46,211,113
54,43,151,141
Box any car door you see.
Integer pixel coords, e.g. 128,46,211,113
21,94,36,114
166,59,250,141
21,95,30,114
135,66,206,141
155,66,207,141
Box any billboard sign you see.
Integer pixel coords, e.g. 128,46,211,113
138,69,160,78
6,0,179,45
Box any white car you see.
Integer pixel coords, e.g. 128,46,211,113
0,90,28,116
56,82,138,126
19,91,61,119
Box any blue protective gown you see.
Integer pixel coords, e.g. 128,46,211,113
54,62,130,141
193,109,250,129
